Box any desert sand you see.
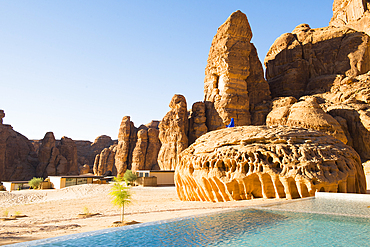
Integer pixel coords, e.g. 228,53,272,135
0,184,285,246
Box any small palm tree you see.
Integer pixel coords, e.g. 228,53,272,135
109,175,131,223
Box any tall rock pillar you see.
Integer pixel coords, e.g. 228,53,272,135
157,94,189,170
204,10,270,130
115,116,132,176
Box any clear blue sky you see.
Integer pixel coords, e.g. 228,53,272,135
1,1,333,141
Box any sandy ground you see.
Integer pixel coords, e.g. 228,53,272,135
0,184,286,246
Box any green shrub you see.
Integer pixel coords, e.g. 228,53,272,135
28,177,44,189
123,170,137,185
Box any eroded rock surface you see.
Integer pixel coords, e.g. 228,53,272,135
36,132,79,177
93,144,117,176
318,72,370,160
131,128,148,171
175,126,366,202
266,97,348,144
145,127,161,170
0,111,38,181
265,24,370,99
75,135,115,170
158,94,189,170
79,164,90,175
115,116,133,176
188,102,208,145
330,0,370,36
109,116,161,176
36,132,59,177
204,10,270,130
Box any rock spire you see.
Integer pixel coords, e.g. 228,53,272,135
204,10,270,130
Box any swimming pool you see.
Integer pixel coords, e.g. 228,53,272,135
9,193,370,247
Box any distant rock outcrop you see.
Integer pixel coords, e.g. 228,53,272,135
58,137,79,175
36,132,58,177
36,132,79,177
175,126,366,202
158,94,189,170
0,110,38,181
204,10,270,130
110,117,161,176
75,135,115,171
265,24,370,99
93,144,117,176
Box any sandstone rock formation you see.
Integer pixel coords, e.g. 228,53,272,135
33,134,115,175
0,111,38,181
58,137,79,175
0,110,4,124
36,132,79,177
112,117,161,175
75,135,115,170
145,127,161,170
188,102,208,145
265,24,370,99
330,0,370,36
204,10,270,131
318,72,370,160
131,128,148,171
263,1,370,163
158,94,189,170
93,144,117,176
79,164,90,175
175,126,366,202
266,97,348,144
36,132,60,177
115,116,133,175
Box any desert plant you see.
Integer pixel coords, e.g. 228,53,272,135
14,211,21,216
2,209,9,217
110,176,132,223
124,170,137,185
83,206,90,215
28,177,44,189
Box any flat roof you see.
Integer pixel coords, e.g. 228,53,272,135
1,181,29,183
48,175,104,178
137,170,175,173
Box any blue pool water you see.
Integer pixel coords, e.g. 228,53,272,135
10,196,370,247
260,197,370,218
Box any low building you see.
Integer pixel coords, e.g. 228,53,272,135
136,170,175,186
49,175,104,189
2,181,29,191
